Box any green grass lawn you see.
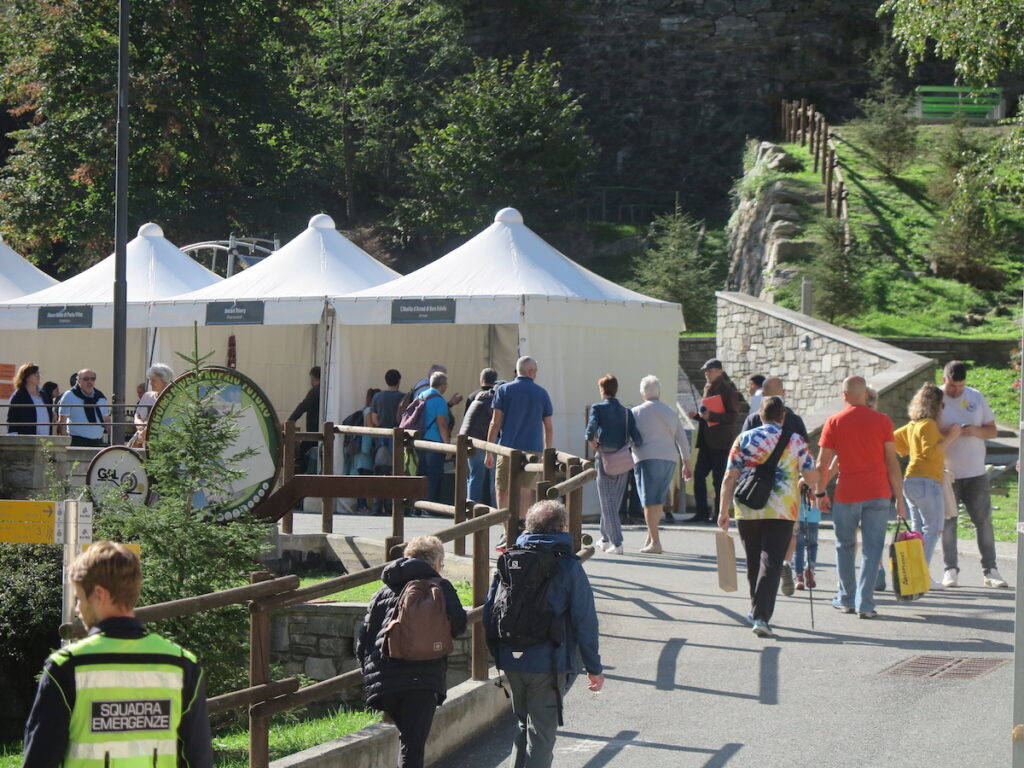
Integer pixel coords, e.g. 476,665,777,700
297,574,474,605
0,743,19,768
212,707,381,768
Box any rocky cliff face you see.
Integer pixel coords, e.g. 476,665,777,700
727,142,821,297
467,0,891,218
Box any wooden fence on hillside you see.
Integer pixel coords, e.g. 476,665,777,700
60,425,598,768
781,99,851,248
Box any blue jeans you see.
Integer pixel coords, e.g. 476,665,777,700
831,497,890,613
794,520,819,574
466,449,494,507
903,476,943,567
422,450,445,504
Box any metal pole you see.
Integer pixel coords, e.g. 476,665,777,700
1012,285,1024,765
801,276,813,317
111,0,129,445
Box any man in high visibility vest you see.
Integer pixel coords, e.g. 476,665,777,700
22,541,212,768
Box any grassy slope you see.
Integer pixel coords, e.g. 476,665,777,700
778,125,1023,338
297,575,474,605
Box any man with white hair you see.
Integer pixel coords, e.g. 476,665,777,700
485,357,554,545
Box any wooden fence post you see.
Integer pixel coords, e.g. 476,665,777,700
811,113,819,173
471,503,490,681
506,449,524,545
281,421,295,534
320,421,335,534
453,434,469,556
780,100,787,141
386,427,406,558
542,448,557,485
819,120,828,182
824,150,834,217
249,571,273,768
565,459,583,552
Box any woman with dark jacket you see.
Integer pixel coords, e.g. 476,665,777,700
7,362,50,435
358,536,467,768
585,374,642,555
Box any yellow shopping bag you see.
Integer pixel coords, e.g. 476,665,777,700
889,521,930,599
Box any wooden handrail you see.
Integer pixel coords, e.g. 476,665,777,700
546,467,598,499
207,678,300,715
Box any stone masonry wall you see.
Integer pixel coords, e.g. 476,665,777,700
271,603,474,713
716,291,935,436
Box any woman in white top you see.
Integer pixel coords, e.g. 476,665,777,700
8,362,50,436
631,375,693,553
133,363,175,445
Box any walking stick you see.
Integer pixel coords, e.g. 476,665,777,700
801,486,815,629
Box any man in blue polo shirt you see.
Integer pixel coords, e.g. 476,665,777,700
485,356,553,529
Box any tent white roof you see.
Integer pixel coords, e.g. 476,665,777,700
149,213,400,325
0,237,57,301
0,223,220,328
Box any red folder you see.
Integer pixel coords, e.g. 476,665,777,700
701,395,724,426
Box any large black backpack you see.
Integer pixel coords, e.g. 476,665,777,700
488,544,563,648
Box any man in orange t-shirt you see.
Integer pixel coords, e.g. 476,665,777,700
815,376,906,618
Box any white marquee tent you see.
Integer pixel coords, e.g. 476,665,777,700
329,207,684,458
0,237,58,301
147,214,401,416
0,222,221,396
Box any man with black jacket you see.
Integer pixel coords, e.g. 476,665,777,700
459,368,499,506
288,366,320,474
688,359,741,523
740,377,808,440
357,536,467,768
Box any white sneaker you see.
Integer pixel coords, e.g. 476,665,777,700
605,544,624,555
942,568,959,587
596,538,609,548
984,568,1009,588
929,579,945,591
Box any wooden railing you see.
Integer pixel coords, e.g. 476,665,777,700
780,99,851,248
59,430,598,768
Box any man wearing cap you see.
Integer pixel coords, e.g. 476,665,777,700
688,359,741,523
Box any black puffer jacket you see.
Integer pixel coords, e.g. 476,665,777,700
357,557,468,706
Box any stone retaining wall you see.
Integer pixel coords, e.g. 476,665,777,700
716,291,935,436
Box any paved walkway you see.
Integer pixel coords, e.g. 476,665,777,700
291,512,1014,767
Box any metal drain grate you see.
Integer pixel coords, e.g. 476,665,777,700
882,655,1009,680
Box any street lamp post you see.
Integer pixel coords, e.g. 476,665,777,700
111,0,129,444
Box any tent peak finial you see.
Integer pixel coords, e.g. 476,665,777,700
138,222,164,238
309,213,336,230
494,207,523,224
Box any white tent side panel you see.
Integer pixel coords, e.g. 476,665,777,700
154,325,316,422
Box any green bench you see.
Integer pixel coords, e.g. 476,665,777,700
915,85,1005,122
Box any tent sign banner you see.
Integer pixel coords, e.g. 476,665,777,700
147,367,281,522
391,298,455,324
38,306,93,329
206,301,265,326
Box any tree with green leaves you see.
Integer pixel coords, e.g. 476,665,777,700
628,205,727,332
294,0,467,224
808,218,867,324
96,336,273,696
396,53,595,240
0,0,317,273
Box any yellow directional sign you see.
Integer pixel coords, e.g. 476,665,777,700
0,500,57,544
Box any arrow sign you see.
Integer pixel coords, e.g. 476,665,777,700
0,501,58,544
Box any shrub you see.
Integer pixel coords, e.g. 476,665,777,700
808,217,867,323
930,176,1008,290
853,79,918,176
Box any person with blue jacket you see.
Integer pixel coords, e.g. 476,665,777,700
483,500,604,768
585,374,643,555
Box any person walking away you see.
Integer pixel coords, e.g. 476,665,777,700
56,369,110,447
793,486,820,591
688,359,740,523
719,396,819,637
631,375,692,553
740,376,809,594
460,368,499,507
485,356,554,548
22,541,212,768
352,388,381,513
357,536,467,768
937,361,1007,587
288,366,321,474
419,372,453,506
484,500,604,768
815,376,907,619
586,374,643,555
132,363,174,446
369,369,405,515
8,363,50,436
894,382,961,589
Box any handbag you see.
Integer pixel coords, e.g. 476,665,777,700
941,468,958,519
733,427,792,510
890,519,930,600
715,532,738,592
599,407,634,477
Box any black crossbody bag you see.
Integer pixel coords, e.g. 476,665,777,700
734,427,792,510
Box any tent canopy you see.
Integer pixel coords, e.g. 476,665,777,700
149,214,400,326
0,223,220,328
0,237,58,301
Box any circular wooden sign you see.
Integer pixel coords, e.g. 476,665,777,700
86,446,151,506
